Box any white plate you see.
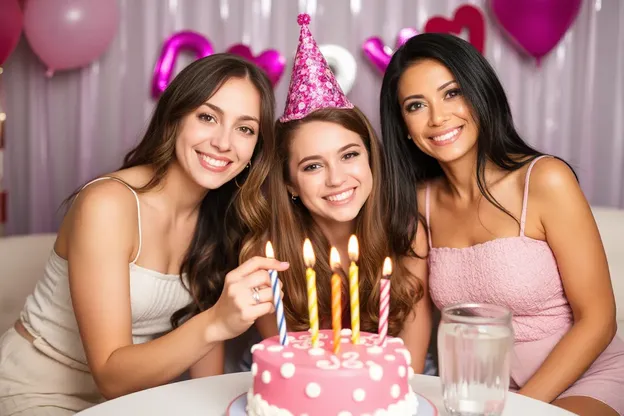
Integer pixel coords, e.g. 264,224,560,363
227,391,438,415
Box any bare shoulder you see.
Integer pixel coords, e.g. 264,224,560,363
528,157,580,199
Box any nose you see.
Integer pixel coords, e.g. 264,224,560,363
210,126,232,152
428,101,451,127
325,164,347,187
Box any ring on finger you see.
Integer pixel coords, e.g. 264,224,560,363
251,287,261,305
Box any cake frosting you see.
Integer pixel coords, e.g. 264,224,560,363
246,329,418,416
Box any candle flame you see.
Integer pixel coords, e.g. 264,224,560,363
303,238,316,267
330,247,341,270
382,257,393,277
265,241,275,259
348,235,359,261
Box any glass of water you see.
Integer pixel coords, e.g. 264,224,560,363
438,303,513,416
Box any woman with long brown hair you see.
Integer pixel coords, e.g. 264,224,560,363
255,14,432,373
0,54,288,415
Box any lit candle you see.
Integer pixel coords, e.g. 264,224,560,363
348,235,360,344
379,257,392,346
303,238,319,348
266,241,288,346
330,247,342,354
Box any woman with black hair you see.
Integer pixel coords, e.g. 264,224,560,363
380,33,624,415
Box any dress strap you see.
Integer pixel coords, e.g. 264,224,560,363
81,177,143,264
425,183,433,249
520,155,551,237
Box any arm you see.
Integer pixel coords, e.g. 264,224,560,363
518,158,617,402
68,183,288,399
189,341,225,378
399,219,432,374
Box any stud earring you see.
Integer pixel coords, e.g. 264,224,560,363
407,134,412,140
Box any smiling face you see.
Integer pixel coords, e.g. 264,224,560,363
398,58,479,164
174,76,261,190
287,120,373,227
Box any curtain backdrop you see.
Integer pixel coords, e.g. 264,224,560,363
3,0,623,235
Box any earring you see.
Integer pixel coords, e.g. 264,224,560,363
290,193,298,201
407,134,412,140
235,162,251,189
246,161,251,169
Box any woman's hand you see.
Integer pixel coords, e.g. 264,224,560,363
209,256,289,341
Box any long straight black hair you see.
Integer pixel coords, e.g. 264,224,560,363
380,33,565,257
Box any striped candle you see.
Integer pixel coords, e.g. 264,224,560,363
378,257,392,346
303,239,319,348
266,241,288,346
348,235,360,344
330,247,342,354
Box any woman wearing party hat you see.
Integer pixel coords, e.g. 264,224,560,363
254,14,432,374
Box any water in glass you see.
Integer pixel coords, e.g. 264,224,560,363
438,303,513,416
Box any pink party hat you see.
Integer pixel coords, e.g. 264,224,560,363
279,13,354,123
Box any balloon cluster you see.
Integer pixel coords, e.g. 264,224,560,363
0,0,118,75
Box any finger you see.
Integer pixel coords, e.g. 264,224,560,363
232,256,290,280
240,269,271,290
248,302,275,321
254,287,274,305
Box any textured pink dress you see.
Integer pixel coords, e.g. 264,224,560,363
427,156,624,414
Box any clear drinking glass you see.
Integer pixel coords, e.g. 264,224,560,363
437,303,514,416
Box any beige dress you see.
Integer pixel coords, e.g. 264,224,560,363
0,177,193,415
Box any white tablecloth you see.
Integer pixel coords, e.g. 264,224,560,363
78,372,575,415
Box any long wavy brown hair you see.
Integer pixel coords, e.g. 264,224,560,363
266,107,423,336
65,54,276,327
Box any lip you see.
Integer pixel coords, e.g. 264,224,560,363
196,151,233,173
323,187,356,206
428,126,463,147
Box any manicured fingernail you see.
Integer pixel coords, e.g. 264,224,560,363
280,262,290,267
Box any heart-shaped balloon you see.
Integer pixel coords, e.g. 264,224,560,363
227,44,286,86
490,0,581,63
151,31,214,98
424,4,486,54
362,27,418,73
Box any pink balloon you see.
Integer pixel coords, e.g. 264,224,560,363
151,31,214,98
491,0,582,63
362,28,418,73
0,0,23,65
23,0,119,75
226,44,286,86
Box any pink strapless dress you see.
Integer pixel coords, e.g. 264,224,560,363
426,156,624,414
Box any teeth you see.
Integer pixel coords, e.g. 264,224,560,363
432,127,461,142
201,154,229,167
326,189,354,202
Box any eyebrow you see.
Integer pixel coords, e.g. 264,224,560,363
400,80,457,106
297,143,362,167
203,102,260,124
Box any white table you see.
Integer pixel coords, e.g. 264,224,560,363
78,372,575,416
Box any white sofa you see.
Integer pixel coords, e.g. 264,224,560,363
0,207,623,338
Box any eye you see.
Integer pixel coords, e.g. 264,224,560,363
303,163,322,172
405,101,424,112
238,126,256,136
198,113,216,123
445,88,462,99
342,151,360,160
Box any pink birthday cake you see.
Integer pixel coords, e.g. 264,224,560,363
246,329,418,416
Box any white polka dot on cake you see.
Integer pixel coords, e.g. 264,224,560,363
251,363,258,376
367,346,383,355
340,328,352,336
305,382,321,398
353,388,366,402
408,366,415,379
267,345,283,352
368,364,383,381
387,337,404,345
398,365,406,377
395,348,412,366
390,384,400,399
341,337,349,343
338,412,352,416
280,362,296,379
250,344,264,353
282,351,294,359
308,347,324,356
384,354,395,361
261,370,271,384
